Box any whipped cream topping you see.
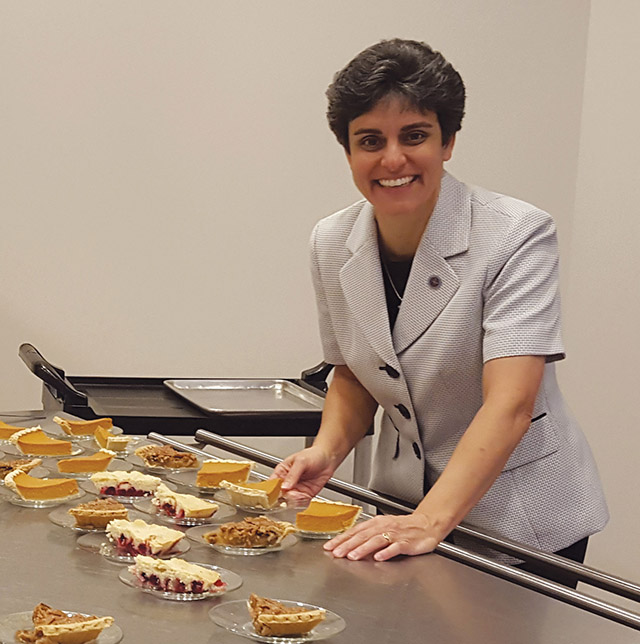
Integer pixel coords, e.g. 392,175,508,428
7,426,43,444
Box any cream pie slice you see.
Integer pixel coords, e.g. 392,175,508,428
128,555,225,593
106,518,184,556
15,603,113,644
152,482,218,519
248,594,326,637
90,470,162,497
204,515,295,548
220,477,283,509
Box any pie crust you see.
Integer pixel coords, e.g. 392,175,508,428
152,482,218,519
57,449,116,474
204,515,295,548
196,459,253,488
0,457,41,480
94,426,130,452
68,497,129,529
129,555,225,593
220,478,283,509
4,469,79,501
15,603,113,644
248,594,326,637
90,470,162,497
295,499,362,533
106,518,184,556
135,444,198,469
0,420,24,440
9,427,73,456
53,416,113,437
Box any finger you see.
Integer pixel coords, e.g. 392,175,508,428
280,458,306,491
343,533,392,561
329,528,385,559
373,541,405,561
323,523,367,551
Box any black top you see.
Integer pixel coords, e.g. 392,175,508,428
380,256,413,330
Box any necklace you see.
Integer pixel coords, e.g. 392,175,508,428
381,259,403,304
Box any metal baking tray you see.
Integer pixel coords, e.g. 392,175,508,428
163,379,325,415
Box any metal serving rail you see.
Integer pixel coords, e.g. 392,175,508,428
157,430,640,630
1,423,638,644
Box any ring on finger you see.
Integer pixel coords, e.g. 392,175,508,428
381,532,392,544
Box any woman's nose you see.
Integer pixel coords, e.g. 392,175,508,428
380,142,406,171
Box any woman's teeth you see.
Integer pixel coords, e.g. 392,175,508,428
377,176,415,187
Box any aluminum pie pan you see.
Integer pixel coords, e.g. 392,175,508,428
163,380,324,415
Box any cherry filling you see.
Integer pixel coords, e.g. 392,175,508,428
136,572,225,594
115,535,151,556
159,502,185,519
100,485,150,497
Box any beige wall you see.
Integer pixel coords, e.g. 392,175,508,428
1,0,635,586
562,0,640,585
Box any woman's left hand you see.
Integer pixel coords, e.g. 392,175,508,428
323,513,441,561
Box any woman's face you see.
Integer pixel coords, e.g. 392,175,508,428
346,96,454,221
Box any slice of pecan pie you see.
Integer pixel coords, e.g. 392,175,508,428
0,458,41,481
204,515,295,548
248,594,326,637
134,444,198,469
15,602,113,644
68,497,129,529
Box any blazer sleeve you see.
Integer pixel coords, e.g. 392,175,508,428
309,221,346,366
482,209,565,363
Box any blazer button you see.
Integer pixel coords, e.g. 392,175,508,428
379,364,400,378
412,442,422,459
429,275,441,288
395,404,411,420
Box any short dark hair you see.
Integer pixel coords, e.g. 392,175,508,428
326,39,465,151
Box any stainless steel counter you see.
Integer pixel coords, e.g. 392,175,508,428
0,436,637,643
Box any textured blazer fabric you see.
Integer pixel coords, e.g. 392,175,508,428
310,172,608,559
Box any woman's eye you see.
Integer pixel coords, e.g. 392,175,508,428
403,130,427,144
359,136,383,150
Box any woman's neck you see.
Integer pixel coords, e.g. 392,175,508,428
376,208,433,261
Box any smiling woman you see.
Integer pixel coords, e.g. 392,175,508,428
273,38,609,588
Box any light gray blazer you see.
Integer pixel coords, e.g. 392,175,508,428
310,172,608,556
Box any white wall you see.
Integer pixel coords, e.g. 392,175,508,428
562,0,640,587
3,0,635,587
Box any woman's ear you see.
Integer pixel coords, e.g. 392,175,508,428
443,133,456,162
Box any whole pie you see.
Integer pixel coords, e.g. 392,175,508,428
196,459,253,488
295,499,362,533
15,603,113,644
220,478,283,509
53,416,113,437
68,497,129,529
0,457,41,480
248,594,326,637
129,555,225,594
57,449,116,474
0,420,24,440
152,482,219,519
94,425,130,452
4,470,79,501
90,470,162,497
135,444,198,469
106,518,184,556
204,516,295,548
9,427,73,456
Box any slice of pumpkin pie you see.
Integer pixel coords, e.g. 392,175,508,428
295,499,362,534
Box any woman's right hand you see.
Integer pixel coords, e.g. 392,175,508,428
273,446,337,503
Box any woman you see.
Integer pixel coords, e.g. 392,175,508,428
274,39,608,582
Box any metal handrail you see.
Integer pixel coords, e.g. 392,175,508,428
148,430,640,631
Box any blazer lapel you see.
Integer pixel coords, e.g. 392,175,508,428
340,202,400,369
393,173,471,355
